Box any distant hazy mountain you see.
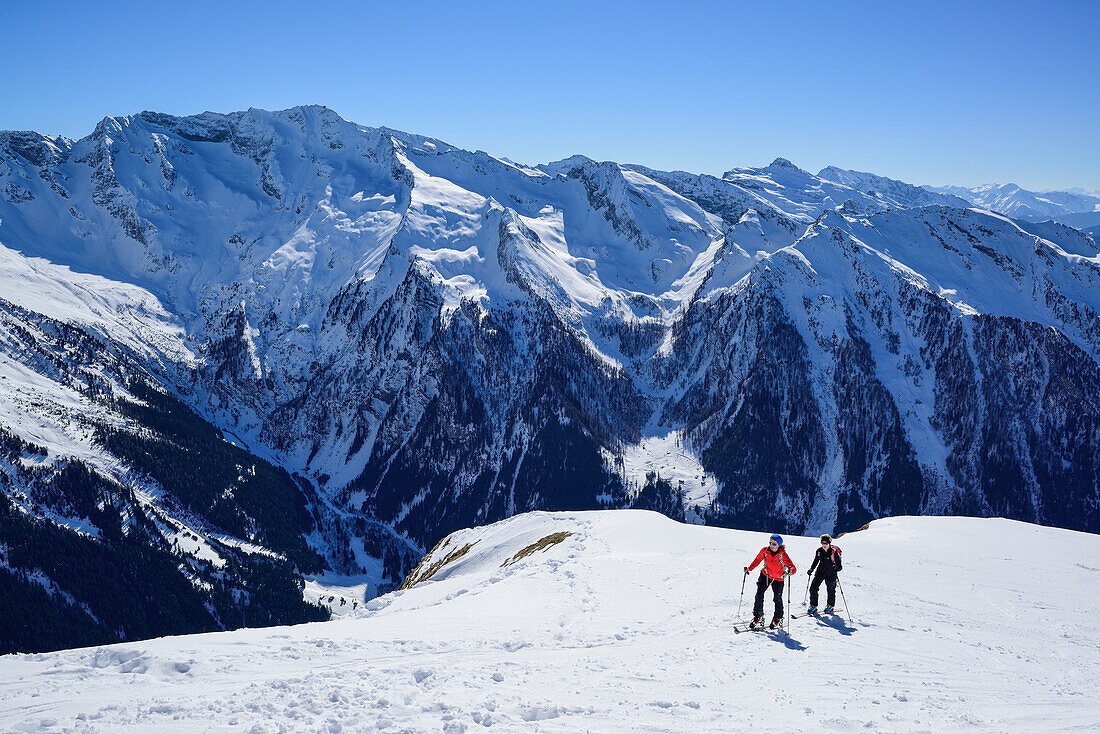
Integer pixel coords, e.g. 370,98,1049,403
923,181,1100,225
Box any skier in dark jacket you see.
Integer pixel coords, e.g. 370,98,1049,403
744,534,796,629
807,534,842,614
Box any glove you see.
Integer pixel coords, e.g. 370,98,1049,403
743,567,749,574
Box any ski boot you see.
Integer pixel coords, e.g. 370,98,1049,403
806,606,818,614
748,616,763,630
769,617,782,630
823,606,834,614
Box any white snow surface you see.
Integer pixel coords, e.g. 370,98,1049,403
2,510,1097,732
0,242,193,366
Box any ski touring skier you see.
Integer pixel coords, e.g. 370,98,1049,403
807,534,842,614
744,534,796,629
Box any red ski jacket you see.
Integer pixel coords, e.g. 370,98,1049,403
748,546,797,581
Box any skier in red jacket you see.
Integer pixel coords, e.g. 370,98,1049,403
744,534,797,629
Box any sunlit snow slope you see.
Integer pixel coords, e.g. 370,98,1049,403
2,511,1097,732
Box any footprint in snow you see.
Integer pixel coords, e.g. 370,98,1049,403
522,705,561,721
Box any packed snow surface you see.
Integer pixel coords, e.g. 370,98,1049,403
2,511,1097,731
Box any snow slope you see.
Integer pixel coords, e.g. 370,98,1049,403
0,240,194,465
2,510,1097,732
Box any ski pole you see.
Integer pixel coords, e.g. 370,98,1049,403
786,574,792,634
737,569,748,619
803,573,810,605
837,575,853,624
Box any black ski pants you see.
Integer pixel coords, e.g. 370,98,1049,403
753,573,784,619
809,570,837,607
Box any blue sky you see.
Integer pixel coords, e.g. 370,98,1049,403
2,0,1097,190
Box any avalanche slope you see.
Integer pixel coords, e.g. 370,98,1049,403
2,510,1098,732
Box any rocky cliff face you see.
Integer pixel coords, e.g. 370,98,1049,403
2,107,1099,643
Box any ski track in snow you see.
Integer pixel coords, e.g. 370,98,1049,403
2,511,1098,732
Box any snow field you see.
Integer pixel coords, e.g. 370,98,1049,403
1,510,1098,732
605,431,716,520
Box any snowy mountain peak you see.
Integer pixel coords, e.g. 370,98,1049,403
0,130,70,166
767,156,801,170
817,165,971,209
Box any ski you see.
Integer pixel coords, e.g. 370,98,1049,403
791,608,843,620
734,620,789,633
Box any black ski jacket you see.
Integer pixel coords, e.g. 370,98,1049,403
809,545,843,576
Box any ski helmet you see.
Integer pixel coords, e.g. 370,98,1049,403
769,533,783,546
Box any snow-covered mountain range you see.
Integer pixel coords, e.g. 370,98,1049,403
2,106,1099,651
921,181,1100,229
4,511,1099,730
